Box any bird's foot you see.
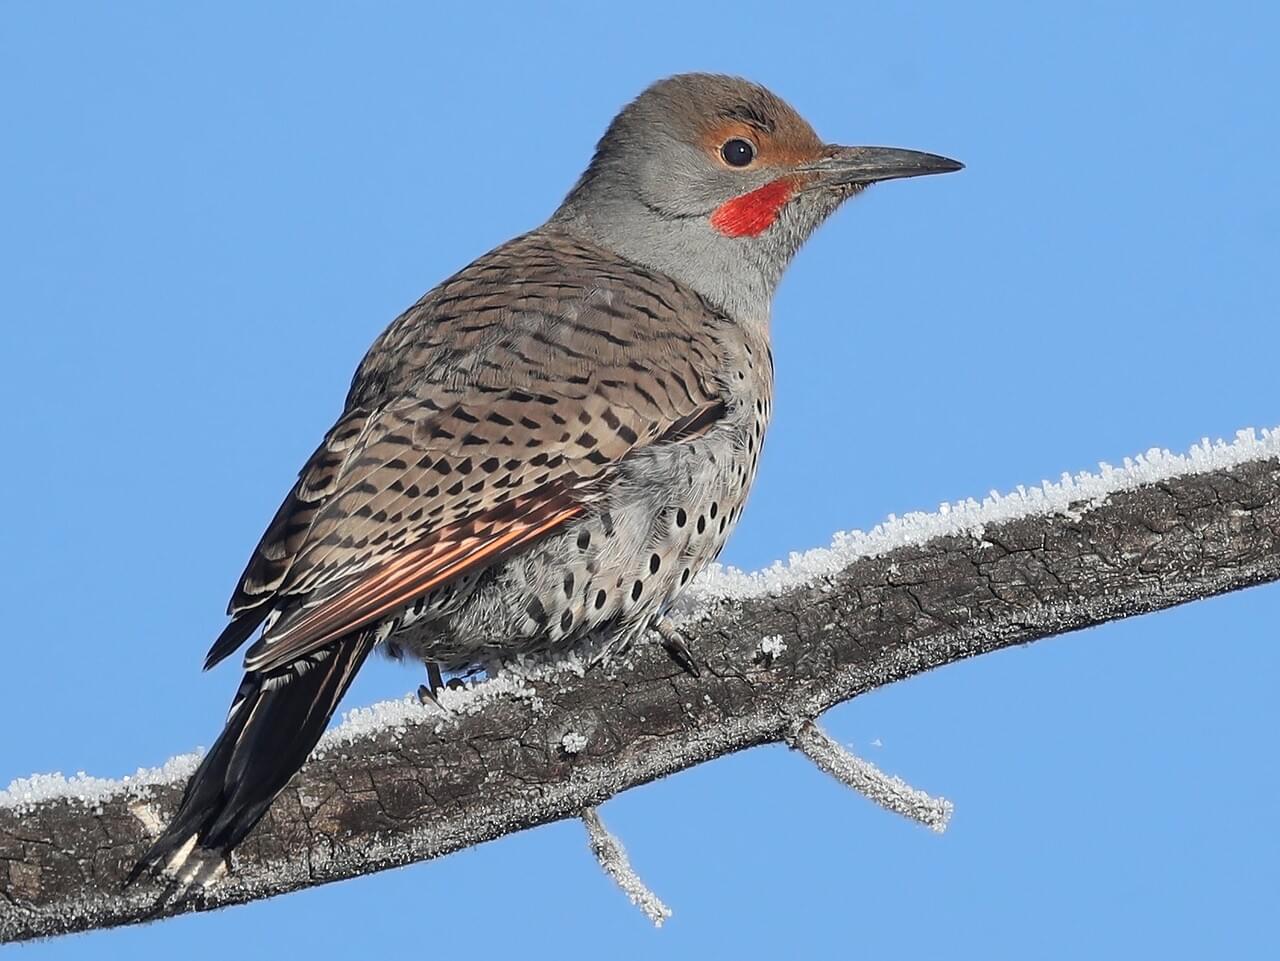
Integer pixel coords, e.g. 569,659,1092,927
654,616,700,678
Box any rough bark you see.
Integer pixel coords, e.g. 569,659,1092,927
3,457,1278,943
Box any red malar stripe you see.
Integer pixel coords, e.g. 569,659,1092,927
709,178,795,238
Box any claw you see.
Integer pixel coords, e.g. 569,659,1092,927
654,617,700,678
418,662,448,710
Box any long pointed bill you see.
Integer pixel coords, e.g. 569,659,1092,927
802,145,963,188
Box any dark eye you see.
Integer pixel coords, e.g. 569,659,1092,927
720,138,756,168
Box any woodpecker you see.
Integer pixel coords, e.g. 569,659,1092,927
132,73,961,884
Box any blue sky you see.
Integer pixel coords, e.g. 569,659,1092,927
2,2,1278,957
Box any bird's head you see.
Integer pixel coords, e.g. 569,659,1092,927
553,73,961,318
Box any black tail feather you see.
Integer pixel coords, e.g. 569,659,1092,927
203,607,269,671
130,633,375,882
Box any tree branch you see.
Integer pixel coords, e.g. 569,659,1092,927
3,439,1278,944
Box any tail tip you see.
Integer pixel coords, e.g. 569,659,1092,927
126,832,229,891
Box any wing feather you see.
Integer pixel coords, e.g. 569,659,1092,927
243,491,582,672
205,230,734,672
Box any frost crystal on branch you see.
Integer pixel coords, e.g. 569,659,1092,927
759,634,786,658
581,806,672,927
681,427,1280,606
787,719,953,833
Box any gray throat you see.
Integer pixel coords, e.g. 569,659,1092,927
551,189,819,328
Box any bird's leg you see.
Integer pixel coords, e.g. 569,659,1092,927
653,616,700,678
417,661,447,708
427,660,445,692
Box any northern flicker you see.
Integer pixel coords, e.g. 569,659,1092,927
132,73,961,883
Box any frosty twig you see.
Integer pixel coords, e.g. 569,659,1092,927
786,719,952,832
581,806,671,927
